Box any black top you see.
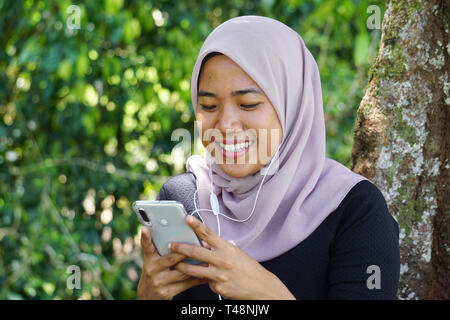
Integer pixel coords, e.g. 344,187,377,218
156,172,400,300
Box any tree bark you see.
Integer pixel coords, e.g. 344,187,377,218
351,0,449,300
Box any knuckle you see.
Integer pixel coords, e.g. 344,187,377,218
173,262,182,272
155,287,169,299
149,277,160,288
178,262,190,274
141,242,155,255
187,245,198,256
222,259,234,270
140,229,147,241
178,272,190,281
169,242,178,251
144,266,155,278
165,254,177,265
217,272,229,282
197,224,210,239
203,227,214,239
217,256,233,270
140,232,150,246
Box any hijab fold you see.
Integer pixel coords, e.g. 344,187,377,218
185,16,368,262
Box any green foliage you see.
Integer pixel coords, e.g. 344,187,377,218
0,0,384,299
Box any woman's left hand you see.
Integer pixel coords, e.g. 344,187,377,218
168,215,296,300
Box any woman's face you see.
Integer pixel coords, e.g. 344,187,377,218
197,55,283,178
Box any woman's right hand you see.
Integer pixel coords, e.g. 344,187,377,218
137,226,207,300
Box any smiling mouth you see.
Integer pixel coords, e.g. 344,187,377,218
213,140,255,162
217,140,254,152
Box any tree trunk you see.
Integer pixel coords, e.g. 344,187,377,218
351,0,449,300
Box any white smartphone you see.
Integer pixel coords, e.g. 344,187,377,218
132,200,202,265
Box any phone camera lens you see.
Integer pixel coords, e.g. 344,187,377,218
138,209,150,223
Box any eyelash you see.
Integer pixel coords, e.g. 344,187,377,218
201,103,260,110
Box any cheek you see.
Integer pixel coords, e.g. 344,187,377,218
266,109,283,140
253,113,280,134
254,113,283,147
196,112,217,148
271,118,283,142
196,111,213,128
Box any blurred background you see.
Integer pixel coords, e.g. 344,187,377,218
0,0,384,299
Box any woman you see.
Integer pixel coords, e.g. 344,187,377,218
137,15,400,300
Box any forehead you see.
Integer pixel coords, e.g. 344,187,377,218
198,55,257,88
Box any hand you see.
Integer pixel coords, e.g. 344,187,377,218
137,226,207,300
168,216,296,300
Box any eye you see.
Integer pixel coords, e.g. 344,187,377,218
241,103,260,109
200,104,216,111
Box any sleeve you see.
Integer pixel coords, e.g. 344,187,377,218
172,288,193,300
156,184,167,200
327,181,400,299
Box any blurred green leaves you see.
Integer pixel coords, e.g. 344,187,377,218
0,0,384,299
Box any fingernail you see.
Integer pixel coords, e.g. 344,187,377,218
187,216,193,223
167,243,171,250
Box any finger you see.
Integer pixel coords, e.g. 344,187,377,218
185,215,224,249
154,268,192,286
174,262,220,281
140,226,159,262
169,242,221,266
154,252,189,272
165,277,208,298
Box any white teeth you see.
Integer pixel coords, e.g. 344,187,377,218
218,141,253,152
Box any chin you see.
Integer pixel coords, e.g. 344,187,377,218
219,163,260,178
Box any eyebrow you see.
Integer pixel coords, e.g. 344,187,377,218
198,88,262,98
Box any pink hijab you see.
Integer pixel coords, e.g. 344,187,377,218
185,15,368,262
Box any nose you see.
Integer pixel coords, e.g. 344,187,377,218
216,104,244,134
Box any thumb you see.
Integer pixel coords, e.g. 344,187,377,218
140,226,158,259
